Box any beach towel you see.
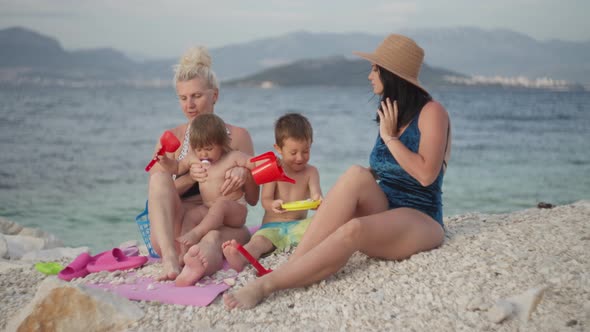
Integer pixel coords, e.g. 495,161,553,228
86,225,262,307
85,271,234,306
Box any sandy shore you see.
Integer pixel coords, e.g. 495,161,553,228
1,200,588,331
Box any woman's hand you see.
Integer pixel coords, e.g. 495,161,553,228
189,163,208,183
220,166,248,196
377,98,399,141
271,199,285,214
157,152,177,174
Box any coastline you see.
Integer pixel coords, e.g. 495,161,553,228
1,200,588,331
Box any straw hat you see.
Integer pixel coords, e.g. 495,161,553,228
353,34,427,93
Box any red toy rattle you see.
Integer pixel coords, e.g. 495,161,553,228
144,130,181,172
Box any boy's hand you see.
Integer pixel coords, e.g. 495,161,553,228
311,196,323,210
271,199,285,214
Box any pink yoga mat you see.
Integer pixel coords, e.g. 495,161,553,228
87,225,263,306
86,274,230,307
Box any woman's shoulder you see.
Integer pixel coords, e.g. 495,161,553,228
169,123,189,139
422,100,447,114
226,123,254,154
418,100,449,128
226,123,252,138
420,100,448,119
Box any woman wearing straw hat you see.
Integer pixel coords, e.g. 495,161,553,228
224,34,451,310
148,46,259,281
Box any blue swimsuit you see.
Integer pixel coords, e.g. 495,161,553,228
369,112,445,226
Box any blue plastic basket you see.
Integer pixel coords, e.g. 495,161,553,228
135,201,160,258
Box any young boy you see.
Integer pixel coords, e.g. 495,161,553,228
158,114,257,285
222,113,322,272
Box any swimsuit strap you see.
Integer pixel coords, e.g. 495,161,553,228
177,124,191,161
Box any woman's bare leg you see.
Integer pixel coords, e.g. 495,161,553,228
148,172,184,280
177,201,247,247
224,208,445,309
291,165,388,261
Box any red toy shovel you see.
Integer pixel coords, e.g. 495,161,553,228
235,243,273,277
145,130,181,172
250,151,296,185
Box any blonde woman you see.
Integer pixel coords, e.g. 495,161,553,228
148,47,259,281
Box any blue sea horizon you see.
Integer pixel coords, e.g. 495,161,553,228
0,85,588,251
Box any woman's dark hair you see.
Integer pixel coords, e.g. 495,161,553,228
375,65,432,131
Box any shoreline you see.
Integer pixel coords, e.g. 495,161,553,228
1,200,589,331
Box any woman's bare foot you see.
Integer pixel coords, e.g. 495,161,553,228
157,255,181,281
175,245,208,286
176,230,202,247
222,240,248,272
223,280,267,310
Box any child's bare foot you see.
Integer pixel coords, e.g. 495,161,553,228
176,230,202,248
222,240,248,272
175,245,208,287
223,280,267,310
178,243,190,266
157,255,181,281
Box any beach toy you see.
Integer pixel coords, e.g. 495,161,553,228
281,199,321,211
235,243,272,277
34,262,63,275
145,130,181,172
136,201,160,258
250,151,296,185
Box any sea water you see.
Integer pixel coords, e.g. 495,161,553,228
0,86,588,251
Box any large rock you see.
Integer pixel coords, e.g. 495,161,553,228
0,234,7,259
5,277,144,332
487,286,547,324
2,235,47,260
0,217,64,259
0,217,23,235
18,227,63,249
20,246,89,262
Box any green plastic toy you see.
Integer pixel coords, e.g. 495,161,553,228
34,262,64,275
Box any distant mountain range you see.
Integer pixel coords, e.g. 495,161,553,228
0,26,588,90
223,56,465,89
209,28,590,87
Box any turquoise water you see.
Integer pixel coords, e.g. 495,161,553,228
0,86,588,251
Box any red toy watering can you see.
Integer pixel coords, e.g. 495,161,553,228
144,130,181,172
250,151,296,185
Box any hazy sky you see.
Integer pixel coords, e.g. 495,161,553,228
1,0,588,59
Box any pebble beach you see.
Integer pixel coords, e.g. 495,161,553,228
1,200,588,331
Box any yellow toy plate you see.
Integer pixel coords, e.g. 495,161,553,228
281,199,321,211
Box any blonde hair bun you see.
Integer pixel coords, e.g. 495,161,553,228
180,46,212,69
173,46,219,89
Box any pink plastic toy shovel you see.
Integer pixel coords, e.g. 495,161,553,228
250,151,296,185
235,243,273,277
145,130,181,172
